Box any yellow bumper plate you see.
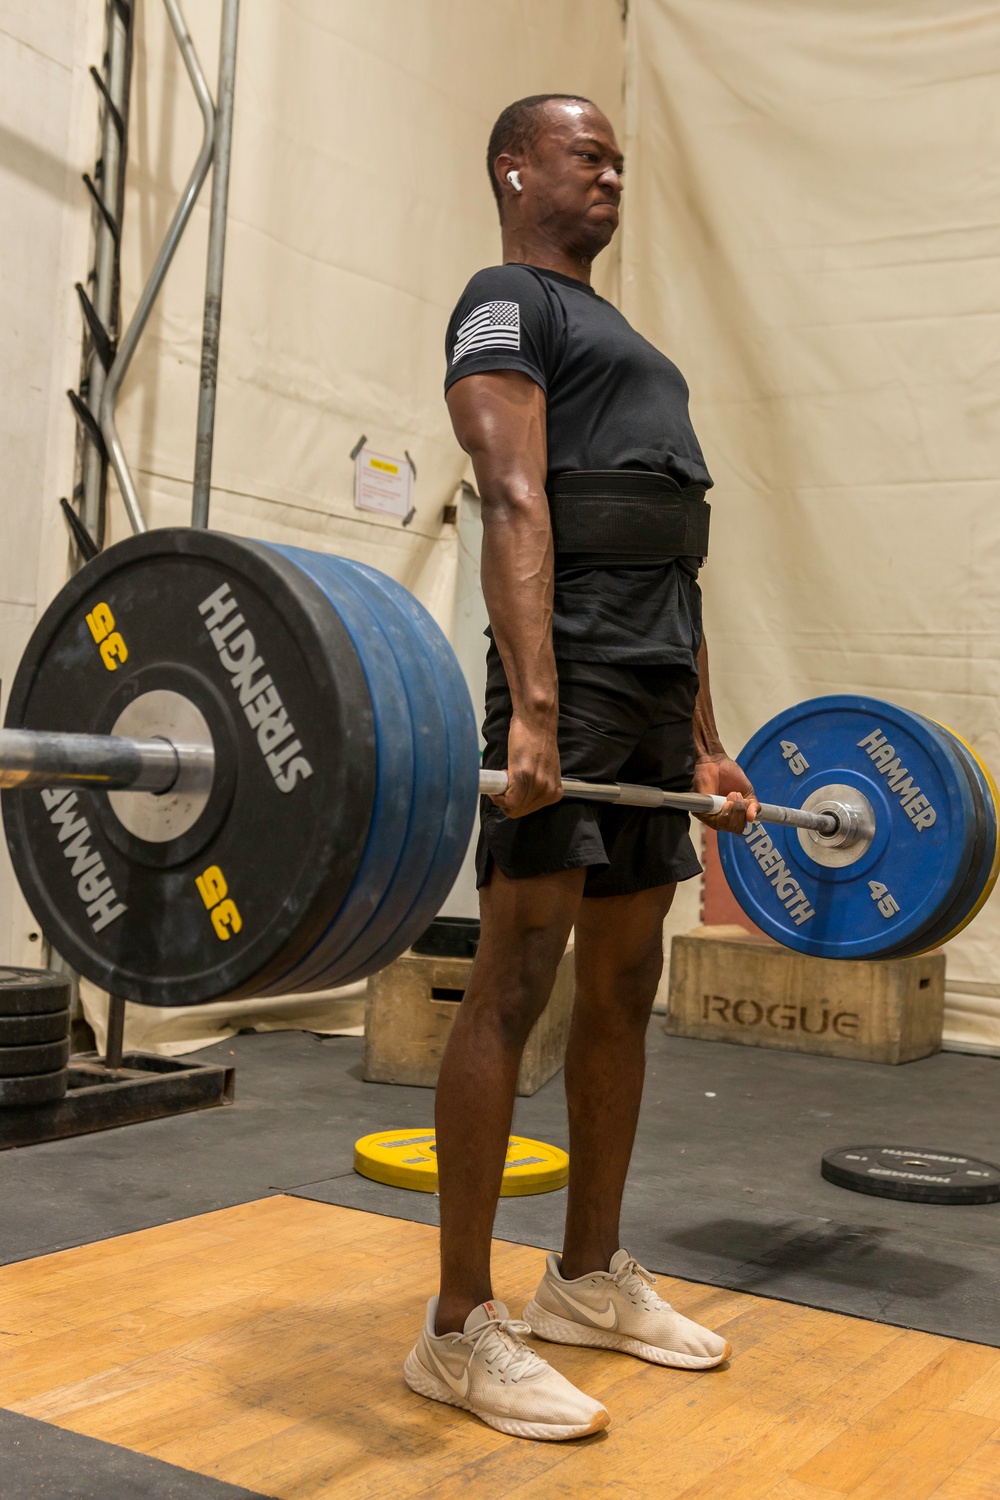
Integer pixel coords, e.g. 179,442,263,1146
353,1128,569,1196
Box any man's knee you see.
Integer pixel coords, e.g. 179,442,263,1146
468,869,580,1040
463,944,561,1046
576,931,665,1013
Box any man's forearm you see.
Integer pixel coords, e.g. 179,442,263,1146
445,371,556,728
445,370,562,814
479,480,558,726
692,633,725,760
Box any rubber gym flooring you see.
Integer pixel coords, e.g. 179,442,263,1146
2,1025,1000,1497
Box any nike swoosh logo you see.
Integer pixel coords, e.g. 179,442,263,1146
424,1342,470,1399
553,1286,618,1329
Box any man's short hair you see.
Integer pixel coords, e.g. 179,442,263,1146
486,94,594,214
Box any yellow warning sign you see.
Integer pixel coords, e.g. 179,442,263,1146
353,1128,569,1196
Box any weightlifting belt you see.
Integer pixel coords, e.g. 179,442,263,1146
548,470,710,567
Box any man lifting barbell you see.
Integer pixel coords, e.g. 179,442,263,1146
403,95,760,1440
2,88,992,1449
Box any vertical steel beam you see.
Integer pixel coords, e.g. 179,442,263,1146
192,0,240,528
81,0,133,546
105,995,126,1069
100,0,215,535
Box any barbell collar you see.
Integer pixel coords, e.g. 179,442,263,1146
0,728,214,796
477,770,840,837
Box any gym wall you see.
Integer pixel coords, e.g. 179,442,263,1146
0,3,104,972
624,0,1000,1051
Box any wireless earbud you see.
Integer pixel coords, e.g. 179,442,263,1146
506,170,523,193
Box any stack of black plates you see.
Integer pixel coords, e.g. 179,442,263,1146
0,967,71,1107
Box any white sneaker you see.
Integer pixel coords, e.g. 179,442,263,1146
404,1296,610,1441
523,1250,732,1370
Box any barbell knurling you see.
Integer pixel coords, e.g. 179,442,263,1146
478,769,838,835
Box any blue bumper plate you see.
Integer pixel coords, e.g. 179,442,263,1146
718,695,977,959
887,720,998,958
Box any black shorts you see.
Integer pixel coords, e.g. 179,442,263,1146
477,645,703,897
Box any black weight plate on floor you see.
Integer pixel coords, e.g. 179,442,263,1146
0,966,71,1016
0,1037,69,1076
2,530,376,1006
0,1008,69,1046
0,1068,68,1108
822,1145,1000,1205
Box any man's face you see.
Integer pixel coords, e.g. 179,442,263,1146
519,101,624,257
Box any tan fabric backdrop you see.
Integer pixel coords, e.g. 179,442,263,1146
624,0,1000,1048
83,0,625,1049
112,0,623,559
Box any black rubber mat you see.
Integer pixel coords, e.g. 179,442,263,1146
304,1166,1000,1345
0,1408,276,1500
284,1032,1000,1348
1,1026,998,1345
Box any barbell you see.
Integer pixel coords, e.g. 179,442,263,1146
1,529,996,1003
0,731,840,831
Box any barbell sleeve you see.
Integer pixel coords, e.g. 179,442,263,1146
0,729,214,795
478,769,839,836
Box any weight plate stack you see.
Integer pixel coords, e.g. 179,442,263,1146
256,548,479,993
332,559,479,984
719,695,978,959
0,966,71,1108
249,549,418,994
893,721,1000,957
2,531,377,1005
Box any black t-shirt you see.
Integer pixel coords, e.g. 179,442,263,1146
444,263,712,667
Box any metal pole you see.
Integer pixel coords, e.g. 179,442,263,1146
0,729,214,795
478,770,840,837
105,994,126,1069
82,0,133,546
192,0,239,528
100,0,215,535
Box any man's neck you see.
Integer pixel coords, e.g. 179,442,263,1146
500,228,592,285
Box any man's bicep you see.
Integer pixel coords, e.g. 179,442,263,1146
445,371,547,477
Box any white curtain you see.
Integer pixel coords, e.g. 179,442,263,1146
623,0,1000,1050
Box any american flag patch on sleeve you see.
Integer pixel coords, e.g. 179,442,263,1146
451,299,521,364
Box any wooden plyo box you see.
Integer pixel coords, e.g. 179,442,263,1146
364,945,575,1096
665,926,945,1064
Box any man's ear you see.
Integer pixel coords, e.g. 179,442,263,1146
494,153,522,196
